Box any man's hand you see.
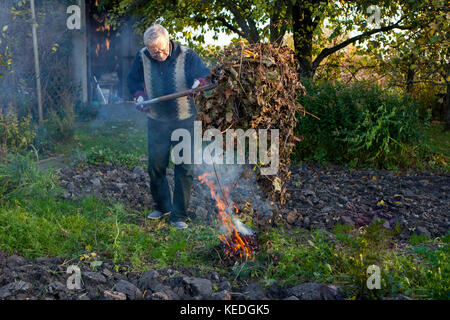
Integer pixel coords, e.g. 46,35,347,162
136,96,148,112
190,78,207,98
135,91,147,112
192,78,207,89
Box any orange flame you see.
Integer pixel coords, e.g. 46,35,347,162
96,22,111,33
198,172,254,260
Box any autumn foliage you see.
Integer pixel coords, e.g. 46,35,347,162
196,42,306,205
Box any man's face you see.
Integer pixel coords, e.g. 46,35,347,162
146,38,170,62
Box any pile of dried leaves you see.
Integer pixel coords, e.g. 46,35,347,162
195,42,306,205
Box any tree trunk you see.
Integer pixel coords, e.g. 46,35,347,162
406,68,415,93
292,1,317,78
444,81,450,131
270,0,291,44
223,0,260,43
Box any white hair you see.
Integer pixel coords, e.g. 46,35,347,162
143,24,169,45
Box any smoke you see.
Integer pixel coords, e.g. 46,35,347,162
88,102,147,130
0,1,143,118
231,216,254,236
87,16,146,129
1,1,273,235
194,140,274,236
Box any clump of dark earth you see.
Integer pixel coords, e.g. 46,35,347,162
280,164,449,238
0,251,345,300
57,163,155,214
55,163,449,237
55,163,274,225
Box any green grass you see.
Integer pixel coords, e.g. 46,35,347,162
423,121,450,158
0,156,219,270
1,169,447,299
0,153,447,299
0,190,222,272
412,121,450,172
0,117,448,299
54,120,148,169
53,120,177,169
58,121,147,155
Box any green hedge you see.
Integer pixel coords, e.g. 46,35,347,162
293,80,428,169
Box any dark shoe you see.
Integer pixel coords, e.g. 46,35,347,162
147,210,171,220
170,221,188,230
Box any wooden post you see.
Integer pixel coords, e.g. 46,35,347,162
30,0,43,124
78,0,88,103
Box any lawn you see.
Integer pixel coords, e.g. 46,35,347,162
423,121,450,159
0,117,448,299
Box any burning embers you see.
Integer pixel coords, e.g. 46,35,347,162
218,229,259,263
198,172,259,262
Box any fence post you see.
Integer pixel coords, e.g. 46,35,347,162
78,0,88,103
30,0,43,124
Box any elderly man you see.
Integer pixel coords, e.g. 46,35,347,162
127,24,210,230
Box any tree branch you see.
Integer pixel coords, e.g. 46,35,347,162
222,0,260,42
222,0,251,39
312,18,410,73
190,13,247,40
279,1,293,39
215,16,247,39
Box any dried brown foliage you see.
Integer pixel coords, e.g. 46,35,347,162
195,42,306,205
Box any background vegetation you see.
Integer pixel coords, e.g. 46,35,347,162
293,80,448,170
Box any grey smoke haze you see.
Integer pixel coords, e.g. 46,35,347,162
195,143,274,236
0,1,140,117
89,102,147,129
0,0,78,115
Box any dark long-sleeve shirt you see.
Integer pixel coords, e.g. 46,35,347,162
127,40,210,122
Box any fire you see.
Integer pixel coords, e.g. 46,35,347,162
96,22,111,33
198,172,256,260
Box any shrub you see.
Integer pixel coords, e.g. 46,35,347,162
0,109,36,159
34,100,76,154
44,109,75,143
293,80,427,169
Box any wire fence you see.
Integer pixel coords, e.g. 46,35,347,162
0,0,80,120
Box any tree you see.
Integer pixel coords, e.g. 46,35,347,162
365,1,449,128
100,0,288,44
102,0,443,79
